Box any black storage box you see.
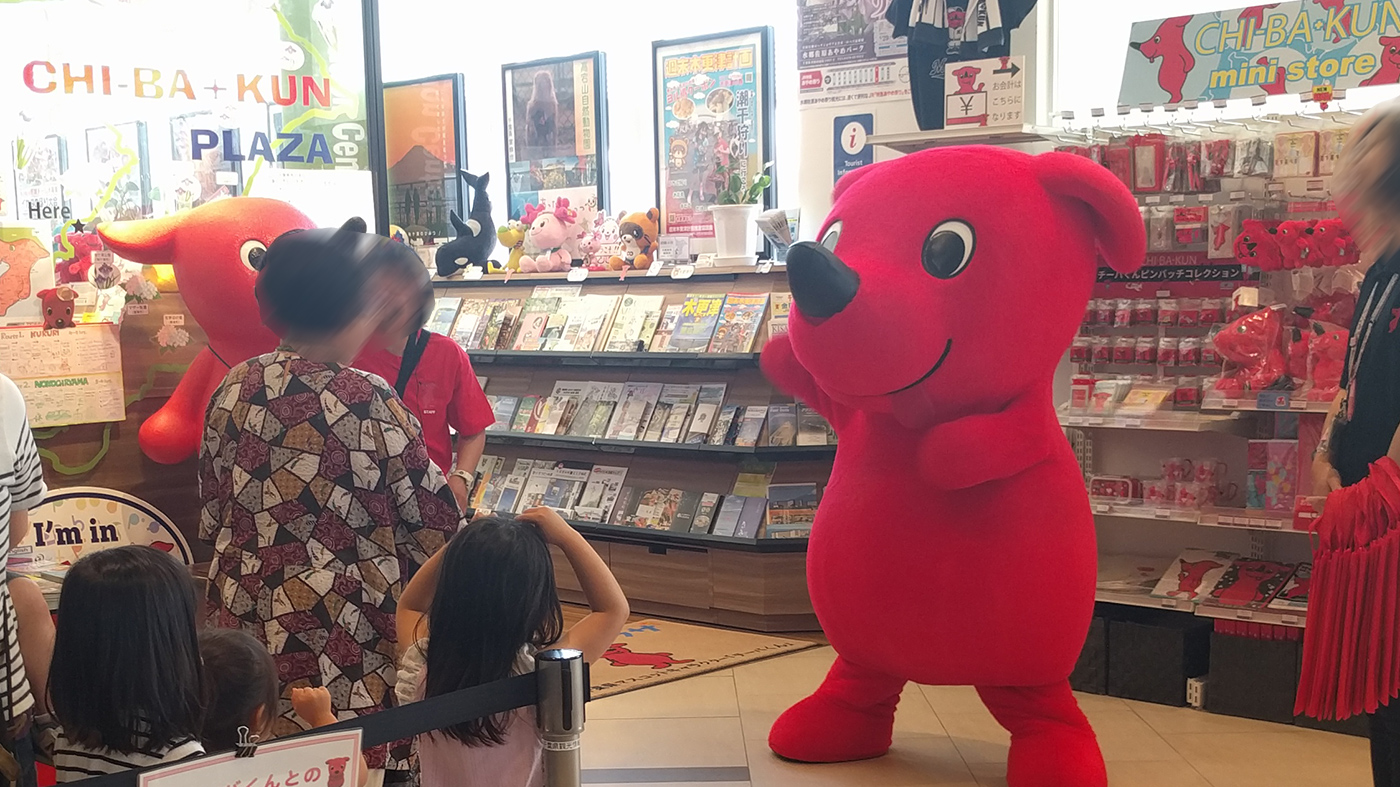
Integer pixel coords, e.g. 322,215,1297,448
1107,610,1211,706
1070,616,1108,695
1206,631,1301,723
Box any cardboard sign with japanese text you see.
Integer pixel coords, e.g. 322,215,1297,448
139,730,361,787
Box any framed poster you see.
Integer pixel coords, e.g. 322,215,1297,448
384,74,468,242
653,27,776,248
501,51,609,220
12,134,68,221
84,121,152,221
170,111,242,209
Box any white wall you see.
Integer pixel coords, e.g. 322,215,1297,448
379,0,800,230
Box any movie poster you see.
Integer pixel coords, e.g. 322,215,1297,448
502,53,607,220
654,30,770,242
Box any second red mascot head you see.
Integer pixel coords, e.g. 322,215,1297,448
784,147,1145,428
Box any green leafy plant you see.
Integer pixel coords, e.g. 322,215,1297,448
716,161,772,205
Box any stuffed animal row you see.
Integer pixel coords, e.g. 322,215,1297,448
1210,304,1349,400
1232,218,1360,271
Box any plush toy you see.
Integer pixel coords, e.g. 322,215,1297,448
54,229,105,284
1234,219,1283,271
1285,325,1310,383
609,209,660,270
495,221,526,273
98,198,318,464
1309,322,1349,401
1275,219,1316,270
518,199,576,272
38,286,76,329
586,213,622,270
1310,218,1359,267
1211,305,1289,395
760,147,1144,787
434,171,496,277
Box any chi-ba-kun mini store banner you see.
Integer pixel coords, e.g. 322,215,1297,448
1119,2,1400,107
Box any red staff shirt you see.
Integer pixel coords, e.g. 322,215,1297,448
356,332,494,472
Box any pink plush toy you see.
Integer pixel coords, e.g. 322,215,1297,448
518,199,577,272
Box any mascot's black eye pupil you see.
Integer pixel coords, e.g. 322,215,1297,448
923,231,967,278
248,248,266,271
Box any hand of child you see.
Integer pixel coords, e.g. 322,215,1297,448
517,506,574,545
290,686,337,728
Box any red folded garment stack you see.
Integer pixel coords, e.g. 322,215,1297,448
1297,456,1400,720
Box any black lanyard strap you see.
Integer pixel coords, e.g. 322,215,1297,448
395,330,430,399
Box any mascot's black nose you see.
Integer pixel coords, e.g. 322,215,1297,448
787,241,860,320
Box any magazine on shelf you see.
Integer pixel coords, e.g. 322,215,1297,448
509,396,538,432
450,300,490,349
651,384,699,443
572,294,621,353
540,311,569,350
604,295,665,352
541,466,592,513
605,383,664,441
764,483,819,539
734,406,769,447
796,404,834,446
574,382,624,439
468,301,506,349
518,466,561,512
532,285,583,298
540,381,587,436
672,490,704,533
1096,554,1176,595
1266,562,1311,612
734,496,769,539
768,292,792,338
525,397,551,434
692,492,724,534
637,308,666,351
708,293,770,354
630,487,684,530
669,294,726,352
493,473,528,514
608,486,637,525
575,466,628,523
684,384,728,444
1204,560,1298,609
482,299,523,350
487,396,518,432
649,304,684,352
641,401,671,443
1149,549,1239,602
511,297,560,351
711,405,741,445
711,495,748,537
766,404,797,447
732,461,776,498
427,297,462,335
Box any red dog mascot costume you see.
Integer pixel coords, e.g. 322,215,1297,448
761,147,1144,787
98,198,317,465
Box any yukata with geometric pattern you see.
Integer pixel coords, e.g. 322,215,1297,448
199,351,462,779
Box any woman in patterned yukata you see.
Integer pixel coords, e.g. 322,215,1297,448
198,222,463,786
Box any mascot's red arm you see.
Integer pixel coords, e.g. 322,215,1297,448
913,152,1146,491
760,333,838,420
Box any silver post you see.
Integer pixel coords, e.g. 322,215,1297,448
536,647,586,787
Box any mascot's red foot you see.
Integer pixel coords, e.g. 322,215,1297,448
979,684,1107,787
768,657,904,762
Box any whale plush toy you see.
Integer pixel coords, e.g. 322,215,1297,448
435,170,497,277
761,147,1144,787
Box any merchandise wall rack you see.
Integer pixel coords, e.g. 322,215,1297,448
431,264,779,288
867,124,1062,153
1059,412,1247,433
1092,589,1306,629
484,431,836,460
468,350,761,370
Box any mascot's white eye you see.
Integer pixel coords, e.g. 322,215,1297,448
820,221,843,251
922,219,975,279
240,239,268,272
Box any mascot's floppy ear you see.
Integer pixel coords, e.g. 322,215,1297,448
339,217,367,233
1034,152,1146,274
831,165,877,203
97,212,184,264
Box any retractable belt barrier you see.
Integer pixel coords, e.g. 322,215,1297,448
69,648,589,787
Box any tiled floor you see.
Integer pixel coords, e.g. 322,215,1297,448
579,645,1373,787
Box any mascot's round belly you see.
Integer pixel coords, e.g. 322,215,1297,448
807,446,1096,687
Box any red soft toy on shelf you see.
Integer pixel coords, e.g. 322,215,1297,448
761,147,1144,787
1211,305,1288,396
1309,322,1349,400
1234,219,1283,270
1310,218,1360,267
98,198,318,464
1276,219,1316,270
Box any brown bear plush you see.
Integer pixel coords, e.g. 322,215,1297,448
39,286,76,330
609,208,660,270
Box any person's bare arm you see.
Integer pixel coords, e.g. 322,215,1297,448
517,508,628,663
9,510,29,550
396,547,446,653
1312,389,1346,494
446,432,487,510
10,576,52,713
291,688,368,787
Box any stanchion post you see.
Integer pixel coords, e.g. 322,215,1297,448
536,648,586,787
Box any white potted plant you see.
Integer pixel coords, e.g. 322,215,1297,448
709,162,772,262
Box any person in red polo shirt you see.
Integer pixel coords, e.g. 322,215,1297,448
356,243,494,510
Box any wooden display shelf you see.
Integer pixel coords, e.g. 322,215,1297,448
484,431,836,460
550,536,817,633
568,519,807,553
1094,587,1307,629
468,350,760,369
1059,411,1246,433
